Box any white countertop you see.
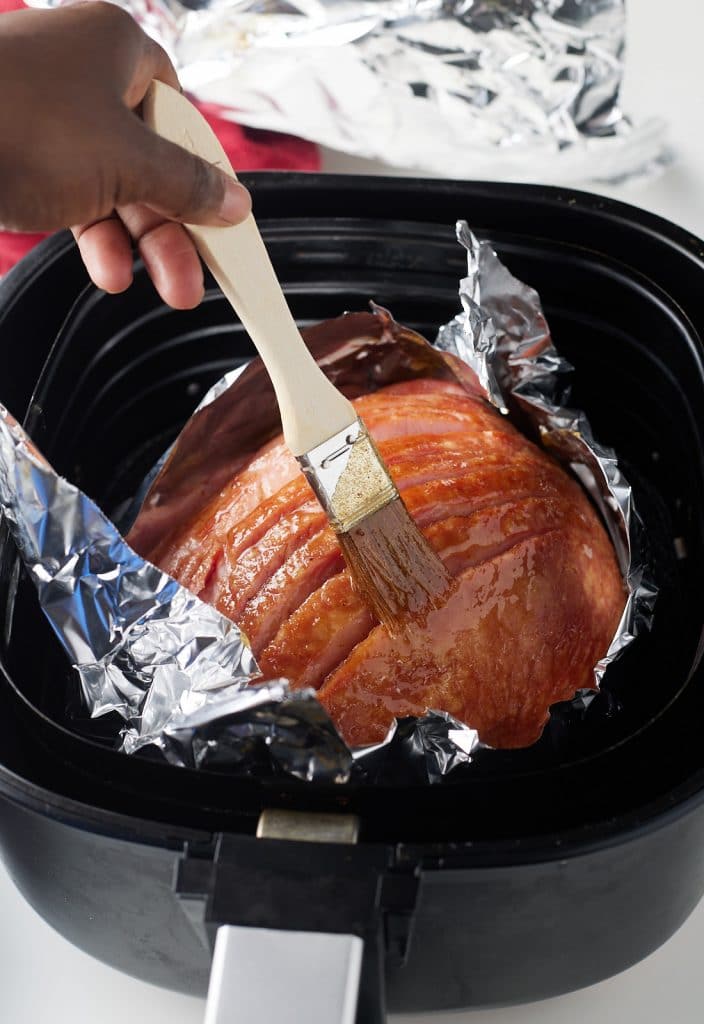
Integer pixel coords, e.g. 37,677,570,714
2,1,704,1021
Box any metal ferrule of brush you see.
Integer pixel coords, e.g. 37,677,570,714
297,418,399,534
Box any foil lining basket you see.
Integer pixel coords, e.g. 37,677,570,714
0,223,654,783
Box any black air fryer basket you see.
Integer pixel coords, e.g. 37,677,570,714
1,175,704,1022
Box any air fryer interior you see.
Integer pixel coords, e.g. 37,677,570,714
1,177,704,848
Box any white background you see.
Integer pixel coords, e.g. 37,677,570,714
2,1,704,1021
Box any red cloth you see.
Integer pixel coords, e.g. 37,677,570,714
0,0,319,275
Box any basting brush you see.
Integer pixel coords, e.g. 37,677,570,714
143,82,452,627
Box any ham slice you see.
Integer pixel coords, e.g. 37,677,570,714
134,378,625,749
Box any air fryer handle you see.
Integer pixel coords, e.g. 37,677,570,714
176,815,399,1024
204,926,364,1024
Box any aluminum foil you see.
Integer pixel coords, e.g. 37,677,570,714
0,224,652,782
436,222,656,692
26,0,667,184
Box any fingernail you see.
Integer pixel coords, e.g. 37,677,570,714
219,179,251,225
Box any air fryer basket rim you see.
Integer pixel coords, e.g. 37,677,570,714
5,170,704,268
4,710,704,868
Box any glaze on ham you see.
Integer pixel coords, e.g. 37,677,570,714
139,378,625,749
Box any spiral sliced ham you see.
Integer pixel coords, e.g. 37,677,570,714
139,378,625,749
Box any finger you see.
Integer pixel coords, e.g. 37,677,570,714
119,203,204,309
144,36,181,92
116,114,251,226
123,35,181,109
72,215,134,294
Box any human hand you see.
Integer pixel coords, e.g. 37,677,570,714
0,2,251,308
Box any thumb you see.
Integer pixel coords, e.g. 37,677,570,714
117,116,251,226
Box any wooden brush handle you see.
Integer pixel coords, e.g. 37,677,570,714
142,81,356,456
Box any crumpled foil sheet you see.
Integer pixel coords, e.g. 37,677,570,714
436,222,656,693
27,0,668,184
0,223,653,782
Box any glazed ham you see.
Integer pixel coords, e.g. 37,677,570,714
139,378,625,749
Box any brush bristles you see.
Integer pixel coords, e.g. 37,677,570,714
337,497,452,629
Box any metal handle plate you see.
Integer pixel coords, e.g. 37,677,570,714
204,925,364,1024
